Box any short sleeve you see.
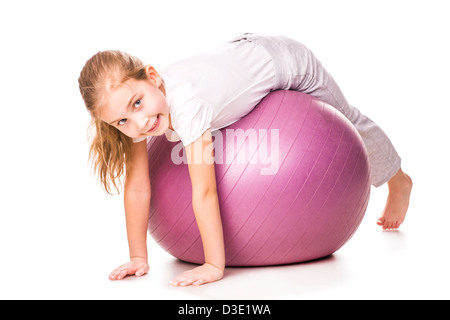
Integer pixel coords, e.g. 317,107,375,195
171,96,213,146
163,76,214,146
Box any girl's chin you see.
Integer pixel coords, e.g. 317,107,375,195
146,125,168,137
148,131,165,137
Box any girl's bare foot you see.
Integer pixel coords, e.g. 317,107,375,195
377,168,412,230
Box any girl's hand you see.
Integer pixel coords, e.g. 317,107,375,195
170,263,224,287
109,257,149,280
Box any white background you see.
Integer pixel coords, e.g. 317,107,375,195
0,0,449,299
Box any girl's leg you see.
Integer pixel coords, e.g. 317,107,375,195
266,35,412,228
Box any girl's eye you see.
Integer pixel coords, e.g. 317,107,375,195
134,99,141,108
118,119,127,126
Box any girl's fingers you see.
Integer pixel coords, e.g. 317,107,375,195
109,261,149,280
136,264,149,277
118,269,129,279
109,267,130,280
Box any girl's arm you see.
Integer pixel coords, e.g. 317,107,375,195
170,130,225,286
109,139,151,280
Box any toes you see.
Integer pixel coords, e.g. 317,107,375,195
378,217,402,230
377,217,385,226
382,219,401,230
383,221,393,230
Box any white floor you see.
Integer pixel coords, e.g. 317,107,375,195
2,176,449,300
1,0,449,300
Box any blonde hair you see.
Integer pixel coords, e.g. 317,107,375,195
78,50,147,194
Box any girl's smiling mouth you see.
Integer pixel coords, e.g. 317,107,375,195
147,115,160,133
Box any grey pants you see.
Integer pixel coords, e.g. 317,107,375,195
232,34,401,187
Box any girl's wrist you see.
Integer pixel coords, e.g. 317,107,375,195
205,261,225,272
130,256,148,262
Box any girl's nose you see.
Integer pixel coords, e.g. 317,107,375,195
135,115,149,131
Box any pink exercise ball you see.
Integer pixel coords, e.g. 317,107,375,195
147,90,370,266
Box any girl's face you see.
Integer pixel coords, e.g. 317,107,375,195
100,66,172,140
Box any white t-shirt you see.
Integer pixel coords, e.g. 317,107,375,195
134,39,276,146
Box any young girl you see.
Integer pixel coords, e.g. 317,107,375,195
78,33,412,286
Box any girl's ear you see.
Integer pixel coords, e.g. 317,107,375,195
145,65,162,87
